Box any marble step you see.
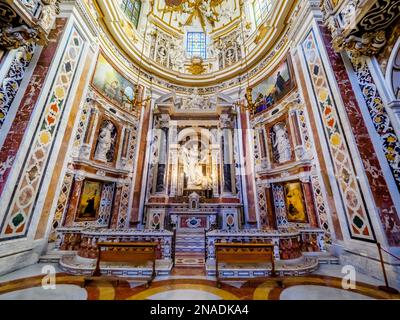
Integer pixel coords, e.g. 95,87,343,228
175,253,206,268
175,247,205,253
303,252,340,265
175,240,205,247
318,256,340,265
175,235,205,240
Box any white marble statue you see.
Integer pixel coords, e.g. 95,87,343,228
272,123,292,163
94,122,115,162
182,144,206,189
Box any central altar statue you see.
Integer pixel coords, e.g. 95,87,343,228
181,144,208,190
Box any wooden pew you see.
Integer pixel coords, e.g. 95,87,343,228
84,242,158,287
215,242,275,287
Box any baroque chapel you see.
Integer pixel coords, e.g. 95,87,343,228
0,0,399,300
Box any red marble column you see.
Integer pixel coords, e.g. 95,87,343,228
289,110,302,147
63,176,84,227
265,185,277,230
319,23,400,246
130,101,151,225
0,19,67,197
110,184,123,228
240,111,257,225
83,108,96,144
302,181,318,228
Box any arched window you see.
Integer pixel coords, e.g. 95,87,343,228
186,32,207,59
253,0,273,26
121,0,142,28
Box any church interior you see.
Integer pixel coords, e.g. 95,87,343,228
0,0,399,301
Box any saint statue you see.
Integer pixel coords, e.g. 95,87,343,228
94,121,116,162
272,123,292,163
182,144,207,189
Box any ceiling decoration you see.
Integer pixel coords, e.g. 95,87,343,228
163,0,225,32
187,56,206,74
95,0,296,87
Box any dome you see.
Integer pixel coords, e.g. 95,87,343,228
95,0,295,87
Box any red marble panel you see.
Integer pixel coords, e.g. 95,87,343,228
0,19,67,197
63,178,84,227
110,185,123,228
302,182,318,228
179,216,207,228
319,23,400,246
265,186,277,229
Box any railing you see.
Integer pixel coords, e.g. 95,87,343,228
377,242,400,294
172,228,177,268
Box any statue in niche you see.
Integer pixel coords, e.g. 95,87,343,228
271,122,291,164
182,144,207,189
94,121,117,163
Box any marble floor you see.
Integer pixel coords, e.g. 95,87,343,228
0,263,399,300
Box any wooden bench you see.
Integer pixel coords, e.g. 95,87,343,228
215,242,275,287
83,242,158,288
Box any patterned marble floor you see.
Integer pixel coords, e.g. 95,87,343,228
0,264,399,300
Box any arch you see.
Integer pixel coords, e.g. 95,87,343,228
386,37,400,99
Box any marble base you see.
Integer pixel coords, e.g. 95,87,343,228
0,238,50,276
280,285,375,300
332,243,400,290
206,256,319,277
59,255,173,277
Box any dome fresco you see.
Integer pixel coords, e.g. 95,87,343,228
96,0,293,86
0,0,399,303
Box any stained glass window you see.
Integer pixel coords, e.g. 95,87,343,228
121,0,142,28
186,32,207,59
253,0,273,26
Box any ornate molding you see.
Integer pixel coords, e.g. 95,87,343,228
321,0,400,56
0,0,59,49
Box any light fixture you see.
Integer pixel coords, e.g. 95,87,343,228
123,0,155,116
238,1,256,115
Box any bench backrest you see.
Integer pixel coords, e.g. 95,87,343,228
97,242,158,264
215,243,274,264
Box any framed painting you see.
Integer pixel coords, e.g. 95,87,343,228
91,53,136,106
252,57,295,114
284,182,308,223
76,180,102,221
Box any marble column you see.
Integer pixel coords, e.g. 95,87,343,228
289,108,307,161
63,174,85,227
109,183,124,229
131,100,152,225
211,145,220,197
301,178,319,228
265,184,277,230
220,114,234,194
169,144,179,197
155,115,170,193
118,127,131,168
79,106,99,159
